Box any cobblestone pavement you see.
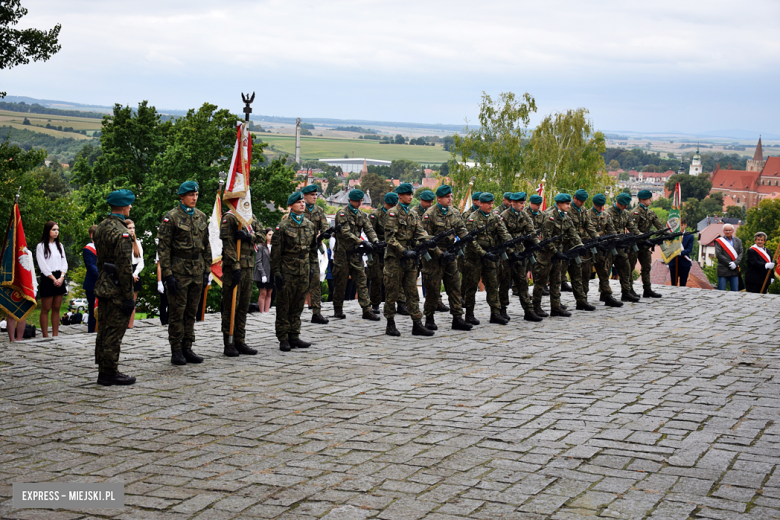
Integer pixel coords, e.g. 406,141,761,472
1,281,779,519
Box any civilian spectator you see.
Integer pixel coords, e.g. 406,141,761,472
4,315,27,342
83,225,98,333
745,232,775,294
714,224,743,291
253,227,273,313
668,218,693,287
61,311,72,326
71,309,83,325
36,221,68,338
126,220,144,328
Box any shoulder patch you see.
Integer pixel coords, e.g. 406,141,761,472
550,217,555,220
339,213,345,217
634,212,639,214
222,217,228,223
469,219,474,222
275,226,280,230
122,233,130,239
163,217,169,222
389,213,395,216
370,215,375,218
424,215,429,219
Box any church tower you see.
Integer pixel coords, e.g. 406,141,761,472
746,137,766,172
689,143,702,176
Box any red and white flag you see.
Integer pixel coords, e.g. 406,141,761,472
223,121,253,229
536,176,547,211
0,204,38,320
207,192,223,287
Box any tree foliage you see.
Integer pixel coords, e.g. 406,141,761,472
358,173,392,208
665,173,712,200
390,159,422,183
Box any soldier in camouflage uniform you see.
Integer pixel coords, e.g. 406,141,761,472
463,192,513,325
383,183,434,336
526,194,549,296
220,210,263,357
413,190,447,312
367,192,405,312
532,193,583,317
94,190,137,386
271,192,318,352
420,185,473,331
605,192,641,302
628,189,664,298
331,189,381,321
302,185,330,323
566,189,598,311
493,192,514,318
157,181,212,365
590,194,623,307
499,192,543,321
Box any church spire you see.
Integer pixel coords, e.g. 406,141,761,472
753,136,763,162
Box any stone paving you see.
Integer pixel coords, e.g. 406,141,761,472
1,281,779,520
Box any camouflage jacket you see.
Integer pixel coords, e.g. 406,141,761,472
525,206,546,234
157,204,212,279
630,204,665,234
421,203,469,261
385,205,431,260
94,215,134,303
368,207,392,241
606,204,641,236
500,207,539,253
270,214,317,277
334,206,378,254
465,209,513,258
493,203,511,216
591,207,617,236
220,212,264,270
541,207,582,254
569,203,599,241
304,203,329,235
411,203,430,222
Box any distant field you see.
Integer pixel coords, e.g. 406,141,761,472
258,134,452,164
0,109,103,139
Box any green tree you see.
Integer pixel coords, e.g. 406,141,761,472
608,159,620,170
358,173,392,208
650,197,671,210
394,134,406,145
619,171,629,181
665,173,712,200
725,205,745,219
390,159,422,183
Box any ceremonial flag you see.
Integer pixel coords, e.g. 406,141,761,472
661,182,682,263
223,121,253,229
207,191,224,287
0,204,38,320
459,178,474,214
536,176,547,211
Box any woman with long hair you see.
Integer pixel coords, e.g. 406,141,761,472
36,221,68,338
253,228,274,312
126,220,144,328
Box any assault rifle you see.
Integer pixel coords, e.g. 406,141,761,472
646,230,694,246
611,229,669,252
483,232,537,264
441,224,487,261
349,241,387,262
560,234,622,264
316,221,342,247
515,234,562,264
403,228,456,268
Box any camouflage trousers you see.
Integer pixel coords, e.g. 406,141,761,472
593,252,613,295
95,298,131,373
463,255,500,314
308,259,323,314
628,247,653,291
563,257,588,304
221,266,253,345
608,251,633,293
368,259,405,307
275,267,309,341
497,258,511,308
422,257,462,317
383,256,422,321
167,275,203,351
532,254,562,309
507,258,534,312
332,249,370,312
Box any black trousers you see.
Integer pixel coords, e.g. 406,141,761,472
159,290,169,326
86,290,97,333
668,262,691,287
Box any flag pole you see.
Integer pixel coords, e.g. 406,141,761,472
202,174,226,321
759,241,780,294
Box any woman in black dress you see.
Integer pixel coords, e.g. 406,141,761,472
745,232,775,294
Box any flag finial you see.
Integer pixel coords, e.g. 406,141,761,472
14,186,21,205
241,92,255,122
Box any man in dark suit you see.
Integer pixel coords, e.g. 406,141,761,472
668,219,694,287
714,223,743,291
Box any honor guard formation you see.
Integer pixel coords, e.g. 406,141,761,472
93,183,692,386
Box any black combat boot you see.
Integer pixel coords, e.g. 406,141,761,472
604,294,623,307
436,301,450,312
489,313,509,325
500,306,511,321
362,309,381,321
385,318,401,337
412,320,434,336
452,316,472,330
223,334,239,357
97,371,136,386
425,315,438,330
550,307,572,317
599,292,607,302
235,343,258,355
289,337,311,349
371,304,381,313
643,289,662,298
560,303,568,310
561,281,573,292
533,306,549,318
182,348,204,363
621,291,640,302
575,301,596,311
171,346,186,365
332,307,346,319
279,339,291,352
397,303,410,316
465,312,480,325
523,310,543,322
311,313,329,324
630,288,640,299
542,284,550,296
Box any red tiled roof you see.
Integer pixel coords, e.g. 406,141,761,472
757,185,780,194
722,195,736,210
710,169,759,191
753,137,763,162
761,157,780,177
699,222,740,246
649,259,713,289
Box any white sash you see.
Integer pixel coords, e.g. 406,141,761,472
750,244,772,263
715,237,737,261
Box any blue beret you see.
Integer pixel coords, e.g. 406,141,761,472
554,193,572,203
637,189,652,200
348,189,364,201
515,192,527,201
419,191,435,202
616,192,632,205
384,192,399,205
178,181,199,195
529,194,543,204
106,189,135,207
479,192,494,203
503,192,513,200
301,185,318,194
436,185,452,197
592,193,607,206
395,183,413,195
574,189,589,201
472,191,482,201
287,191,303,205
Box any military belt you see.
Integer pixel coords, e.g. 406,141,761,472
283,252,307,259
172,251,201,260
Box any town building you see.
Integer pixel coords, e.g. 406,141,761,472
708,138,780,209
319,158,391,173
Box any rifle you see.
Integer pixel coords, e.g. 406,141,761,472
443,224,487,260
646,230,694,246
483,232,537,264
349,241,387,262
404,228,456,268
560,233,622,263
611,229,668,253
515,235,562,264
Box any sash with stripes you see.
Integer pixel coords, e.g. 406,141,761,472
715,237,738,261
750,244,771,263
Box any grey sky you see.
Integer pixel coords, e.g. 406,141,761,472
4,0,779,134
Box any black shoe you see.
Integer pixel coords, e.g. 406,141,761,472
643,289,662,298
279,340,291,352
561,282,573,292
425,316,438,330
630,289,640,298
575,302,596,311
500,306,511,321
533,307,549,318
371,304,380,313
452,316,472,331
599,292,607,302
550,307,572,317
490,313,509,325
604,294,623,307
412,320,434,336
621,291,640,302
436,301,450,313
542,285,550,296
332,307,346,319
397,303,410,316
311,313,329,324
465,313,480,325
524,311,543,322
97,371,136,386
385,318,401,337
289,338,311,349
223,343,239,357
235,343,258,355
362,309,381,321
171,350,187,365
182,349,204,363
560,303,568,311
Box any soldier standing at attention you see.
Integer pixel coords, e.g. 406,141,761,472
590,194,623,308
467,192,482,218
628,189,664,298
383,183,435,337
532,193,583,317
157,181,212,366
368,192,404,313
492,192,514,319
302,184,330,323
500,192,543,322
566,189,598,311
605,192,641,302
271,192,318,352
220,208,263,357
526,194,549,296
331,189,381,321
420,185,473,331
462,192,513,326
94,189,137,386
413,190,448,312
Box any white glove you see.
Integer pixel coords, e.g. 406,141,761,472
208,274,213,286
728,261,736,270
157,281,164,294
261,276,267,283
766,262,775,270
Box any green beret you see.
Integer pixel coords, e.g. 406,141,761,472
419,191,435,202
574,189,589,201
301,185,318,194
106,189,135,207
616,192,632,205
508,192,521,202
436,185,452,197
516,192,527,201
472,191,482,201
395,183,413,195
479,192,494,203
503,192,513,201
348,189,364,201
592,193,607,206
287,191,303,205
529,194,543,204
637,189,652,200
554,193,572,203
178,181,199,195
384,192,399,205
